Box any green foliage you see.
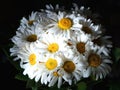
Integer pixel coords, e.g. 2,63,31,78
77,82,87,90
113,47,120,62
15,73,29,81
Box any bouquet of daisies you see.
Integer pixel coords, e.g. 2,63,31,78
10,3,113,89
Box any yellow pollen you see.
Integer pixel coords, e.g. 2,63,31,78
48,43,59,53
58,18,72,30
88,53,101,67
63,61,75,73
45,58,58,70
76,42,86,54
28,20,35,26
53,72,60,77
82,26,92,34
27,34,37,42
29,54,36,65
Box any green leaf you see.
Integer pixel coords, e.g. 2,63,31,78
26,79,34,88
77,82,87,90
15,73,29,81
113,47,120,62
26,79,40,90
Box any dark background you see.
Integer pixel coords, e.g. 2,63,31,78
0,0,120,90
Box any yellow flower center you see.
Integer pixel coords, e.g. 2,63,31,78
48,43,59,53
45,58,58,70
88,53,101,67
76,42,86,54
53,72,60,77
26,34,37,42
63,61,75,73
58,18,72,30
28,20,35,26
82,26,92,34
29,54,36,65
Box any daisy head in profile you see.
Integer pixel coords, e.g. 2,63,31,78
18,11,40,29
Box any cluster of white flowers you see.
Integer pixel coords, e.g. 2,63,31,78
10,4,113,88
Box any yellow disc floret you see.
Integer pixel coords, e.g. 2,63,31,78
45,58,58,70
53,72,60,77
88,53,101,67
29,53,36,65
63,61,75,73
76,42,86,54
58,18,72,30
48,43,59,53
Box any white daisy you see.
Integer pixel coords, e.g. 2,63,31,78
18,11,40,29
18,44,42,79
68,33,92,56
44,10,82,38
33,54,63,85
83,49,112,80
59,54,87,85
79,18,102,39
71,3,101,24
11,24,43,47
37,32,71,57
47,68,63,88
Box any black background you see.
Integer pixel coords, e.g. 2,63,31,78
0,0,120,90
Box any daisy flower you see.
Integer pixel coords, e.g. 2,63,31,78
79,18,102,38
71,3,101,24
37,32,72,57
33,54,63,85
47,68,63,88
18,44,42,79
68,33,92,56
11,24,43,47
43,9,82,38
18,11,40,29
83,49,112,80
59,54,87,85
